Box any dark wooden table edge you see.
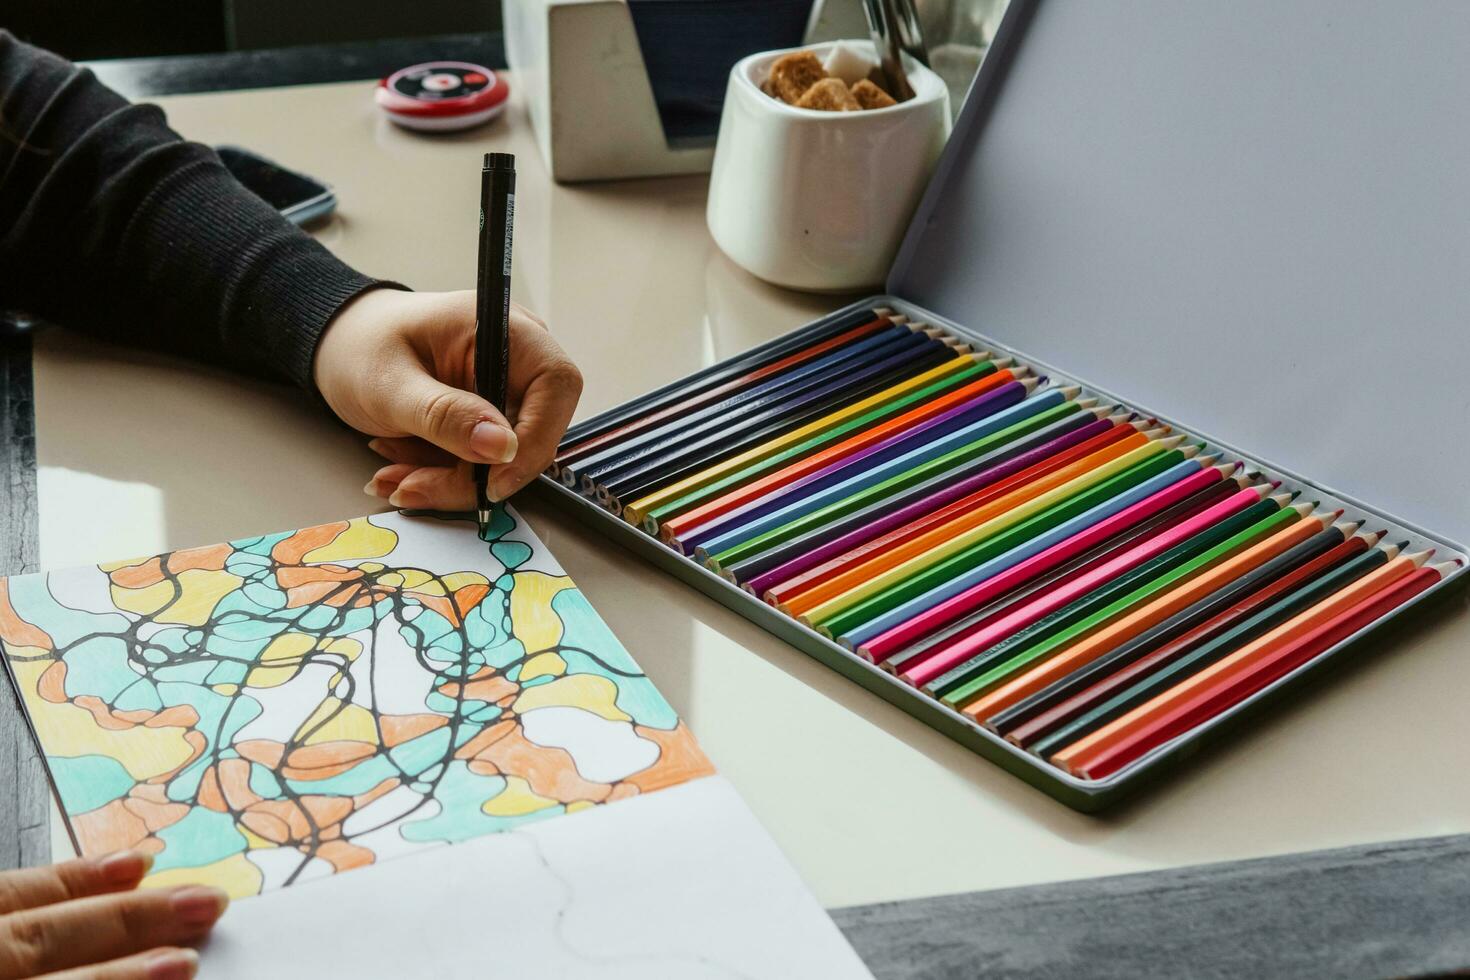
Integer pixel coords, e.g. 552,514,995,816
0,36,1464,980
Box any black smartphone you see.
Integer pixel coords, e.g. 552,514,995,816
216,145,337,225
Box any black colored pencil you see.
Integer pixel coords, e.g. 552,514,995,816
597,345,967,509
1030,540,1400,759
920,492,1290,694
566,328,931,485
987,521,1353,738
557,306,885,450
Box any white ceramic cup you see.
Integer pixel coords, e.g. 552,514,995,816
707,41,951,293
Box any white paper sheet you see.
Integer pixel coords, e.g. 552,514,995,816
200,774,871,978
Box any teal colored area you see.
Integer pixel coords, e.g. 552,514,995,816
248,763,282,799
491,541,532,570
400,762,565,844
50,755,134,814
562,650,677,730
152,807,247,873
231,530,293,558
552,590,641,675
10,573,130,645
61,636,137,702
388,727,453,779
158,681,261,801
112,679,163,713
205,661,248,686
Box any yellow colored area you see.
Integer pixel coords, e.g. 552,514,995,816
375,572,405,587
98,554,153,574
441,571,489,592
295,697,379,746
246,635,362,690
566,800,595,814
10,661,194,781
245,634,315,688
519,652,567,681
512,674,629,722
358,562,385,573
302,518,398,564
510,573,573,653
240,827,276,850
481,776,559,817
111,569,243,626
213,684,239,696
140,852,264,900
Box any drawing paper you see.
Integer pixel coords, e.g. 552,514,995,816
1,508,714,894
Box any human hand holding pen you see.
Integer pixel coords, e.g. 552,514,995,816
312,287,583,510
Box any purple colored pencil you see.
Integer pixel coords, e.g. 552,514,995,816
675,379,1035,554
741,416,1124,594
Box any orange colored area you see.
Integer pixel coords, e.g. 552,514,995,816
469,724,615,804
379,713,448,747
962,514,1328,720
272,522,350,565
240,795,355,846
282,742,380,781
0,579,52,650
75,798,149,856
623,722,716,793
1052,554,1418,773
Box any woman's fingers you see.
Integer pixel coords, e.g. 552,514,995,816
0,885,226,979
35,946,198,980
0,852,150,917
384,463,476,513
366,437,457,467
491,326,582,502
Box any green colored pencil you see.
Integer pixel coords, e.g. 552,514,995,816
703,398,1090,572
643,359,1000,530
812,447,1196,638
940,501,1311,707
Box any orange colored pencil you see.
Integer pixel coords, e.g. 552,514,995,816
1052,545,1434,774
959,505,1334,720
655,366,1024,539
1063,560,1457,779
777,430,1169,617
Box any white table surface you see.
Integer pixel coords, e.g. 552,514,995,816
34,78,1470,909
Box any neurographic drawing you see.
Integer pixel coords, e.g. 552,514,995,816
1,509,712,897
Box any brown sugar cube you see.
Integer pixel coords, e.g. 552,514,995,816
795,77,860,111
851,78,898,110
760,75,780,100
767,51,828,104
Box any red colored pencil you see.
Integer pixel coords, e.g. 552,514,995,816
765,419,1148,608
656,366,1023,538
1067,561,1454,779
1001,530,1377,747
854,460,1232,662
897,484,1279,686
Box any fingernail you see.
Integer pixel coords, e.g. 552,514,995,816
97,849,152,885
364,478,398,498
388,488,430,510
171,885,229,927
486,477,515,503
146,948,200,980
470,421,518,463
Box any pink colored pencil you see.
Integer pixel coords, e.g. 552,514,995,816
898,484,1275,688
856,463,1230,663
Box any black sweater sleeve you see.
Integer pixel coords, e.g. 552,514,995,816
0,31,396,391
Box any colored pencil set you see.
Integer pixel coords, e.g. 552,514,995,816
550,306,1465,785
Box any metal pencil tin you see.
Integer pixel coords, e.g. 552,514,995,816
537,297,1469,811
540,0,1470,809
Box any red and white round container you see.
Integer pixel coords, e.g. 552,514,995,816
375,62,510,132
